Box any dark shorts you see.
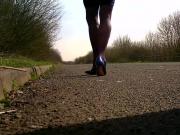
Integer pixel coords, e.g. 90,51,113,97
83,0,115,8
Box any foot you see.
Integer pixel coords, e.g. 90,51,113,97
85,67,96,75
96,55,106,76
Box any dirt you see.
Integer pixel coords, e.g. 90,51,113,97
0,63,180,135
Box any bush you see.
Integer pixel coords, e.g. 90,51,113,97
0,0,62,62
75,11,180,63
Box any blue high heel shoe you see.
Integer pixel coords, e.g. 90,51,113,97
96,55,106,76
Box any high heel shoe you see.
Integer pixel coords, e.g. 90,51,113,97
96,55,106,76
85,67,96,75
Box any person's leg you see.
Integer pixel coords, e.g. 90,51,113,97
85,6,99,70
98,5,113,56
83,0,114,76
95,1,114,76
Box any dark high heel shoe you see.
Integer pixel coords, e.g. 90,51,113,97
96,55,106,76
85,67,96,75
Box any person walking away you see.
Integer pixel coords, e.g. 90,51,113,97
83,0,115,76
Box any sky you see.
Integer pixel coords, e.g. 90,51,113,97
54,0,180,61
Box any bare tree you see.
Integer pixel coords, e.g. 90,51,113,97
158,17,173,47
171,11,180,45
157,11,180,60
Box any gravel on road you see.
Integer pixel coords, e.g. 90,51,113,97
0,63,180,135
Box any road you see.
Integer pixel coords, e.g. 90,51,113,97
0,63,180,135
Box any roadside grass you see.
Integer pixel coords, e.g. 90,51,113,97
0,56,57,108
0,89,11,108
0,56,52,68
0,99,11,108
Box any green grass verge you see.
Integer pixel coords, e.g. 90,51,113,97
0,99,11,108
0,89,10,108
0,56,52,68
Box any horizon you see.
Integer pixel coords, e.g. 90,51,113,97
54,0,180,61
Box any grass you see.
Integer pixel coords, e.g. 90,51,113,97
0,56,55,107
0,56,52,68
31,72,39,80
0,89,11,108
0,99,11,108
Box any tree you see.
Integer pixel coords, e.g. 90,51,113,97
0,0,62,61
157,11,180,60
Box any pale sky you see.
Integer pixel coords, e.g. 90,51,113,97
54,0,180,61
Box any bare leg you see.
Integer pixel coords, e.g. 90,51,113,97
85,5,113,75
85,7,99,68
98,5,113,56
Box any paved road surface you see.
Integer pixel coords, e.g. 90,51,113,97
0,63,180,135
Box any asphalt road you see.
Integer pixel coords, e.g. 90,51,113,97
0,63,180,135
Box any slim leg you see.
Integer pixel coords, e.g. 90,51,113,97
85,7,99,68
98,5,113,56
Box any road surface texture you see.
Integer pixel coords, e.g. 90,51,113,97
0,63,180,135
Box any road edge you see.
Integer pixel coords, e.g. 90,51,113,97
0,65,52,100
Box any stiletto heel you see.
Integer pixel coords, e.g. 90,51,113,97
96,55,106,76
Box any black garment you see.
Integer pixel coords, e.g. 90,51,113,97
83,0,115,8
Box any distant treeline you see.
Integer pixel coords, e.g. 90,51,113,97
75,11,180,63
0,0,62,62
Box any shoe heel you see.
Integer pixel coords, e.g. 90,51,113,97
97,66,105,76
96,56,106,76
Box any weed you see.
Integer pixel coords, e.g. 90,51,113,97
0,99,10,107
0,89,10,108
31,72,38,80
12,80,19,90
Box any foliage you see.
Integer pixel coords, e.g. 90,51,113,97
75,11,180,63
0,0,62,62
0,55,52,67
0,89,11,107
0,99,11,108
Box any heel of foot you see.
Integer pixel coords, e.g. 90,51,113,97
97,66,105,76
